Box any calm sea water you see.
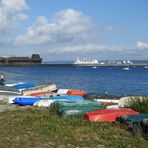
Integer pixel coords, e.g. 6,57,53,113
0,65,148,96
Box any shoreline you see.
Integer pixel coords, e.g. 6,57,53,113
0,63,148,67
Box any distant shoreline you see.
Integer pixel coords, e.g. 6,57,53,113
0,63,148,67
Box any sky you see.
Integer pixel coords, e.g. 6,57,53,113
0,0,148,61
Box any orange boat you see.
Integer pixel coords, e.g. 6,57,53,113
29,91,56,97
84,108,139,122
66,90,87,96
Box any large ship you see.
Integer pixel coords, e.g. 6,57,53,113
0,54,42,65
74,57,99,65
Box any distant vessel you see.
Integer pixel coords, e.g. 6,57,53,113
0,54,42,65
144,66,148,68
122,67,130,71
92,66,97,69
74,58,99,65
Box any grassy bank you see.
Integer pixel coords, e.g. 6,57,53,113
0,107,147,148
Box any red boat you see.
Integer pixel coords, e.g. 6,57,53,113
84,108,139,122
66,90,87,96
29,91,56,97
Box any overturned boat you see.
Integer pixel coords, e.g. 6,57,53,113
0,85,21,103
22,82,57,96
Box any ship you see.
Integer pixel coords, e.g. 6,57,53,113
0,54,42,65
74,57,99,65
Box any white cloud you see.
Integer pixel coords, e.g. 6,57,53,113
0,0,28,34
136,41,148,49
14,9,97,46
46,44,124,55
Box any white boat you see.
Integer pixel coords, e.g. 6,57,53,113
0,86,21,103
57,89,69,95
22,82,57,96
94,99,119,104
122,67,130,71
92,66,97,69
74,57,99,64
33,99,55,107
118,96,144,107
144,66,148,68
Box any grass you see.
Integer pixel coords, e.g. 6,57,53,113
0,107,148,148
128,96,148,113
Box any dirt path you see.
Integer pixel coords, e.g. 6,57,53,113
0,104,28,113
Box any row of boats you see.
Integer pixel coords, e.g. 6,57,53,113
0,81,148,139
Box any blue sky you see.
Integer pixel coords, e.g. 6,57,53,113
0,0,148,61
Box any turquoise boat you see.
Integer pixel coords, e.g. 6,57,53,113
116,114,148,129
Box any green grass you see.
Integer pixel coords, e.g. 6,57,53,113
0,107,147,148
128,97,148,113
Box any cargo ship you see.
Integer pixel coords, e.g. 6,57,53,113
0,54,42,65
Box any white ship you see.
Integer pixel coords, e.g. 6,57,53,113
74,57,99,64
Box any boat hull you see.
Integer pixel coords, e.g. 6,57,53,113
22,82,57,96
84,108,139,122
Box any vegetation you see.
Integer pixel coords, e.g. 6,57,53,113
128,97,148,113
0,107,147,148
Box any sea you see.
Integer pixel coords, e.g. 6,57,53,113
0,65,148,96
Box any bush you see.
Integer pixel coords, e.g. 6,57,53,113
128,97,148,113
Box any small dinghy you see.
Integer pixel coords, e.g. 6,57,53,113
118,96,144,107
33,99,55,107
14,82,36,91
57,89,69,95
22,82,57,96
50,96,84,101
84,108,139,122
29,91,56,97
13,96,44,106
66,90,87,96
116,114,148,129
0,85,21,102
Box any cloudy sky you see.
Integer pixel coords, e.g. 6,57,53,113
0,0,148,61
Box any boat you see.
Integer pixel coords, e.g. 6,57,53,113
0,54,42,65
66,90,87,96
122,67,130,71
92,66,97,69
57,89,69,95
50,100,103,118
144,66,148,68
95,99,119,104
84,108,139,122
13,96,45,105
0,85,21,102
118,96,144,107
50,96,84,101
8,95,37,104
59,107,101,118
29,91,56,97
22,82,57,96
33,99,55,107
14,82,36,91
116,114,148,129
74,57,99,65
106,105,119,109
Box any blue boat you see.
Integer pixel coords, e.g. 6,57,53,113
14,82,36,90
13,96,44,106
13,95,84,106
50,95,84,101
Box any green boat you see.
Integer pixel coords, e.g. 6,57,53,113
59,107,102,118
49,100,103,118
116,114,148,129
